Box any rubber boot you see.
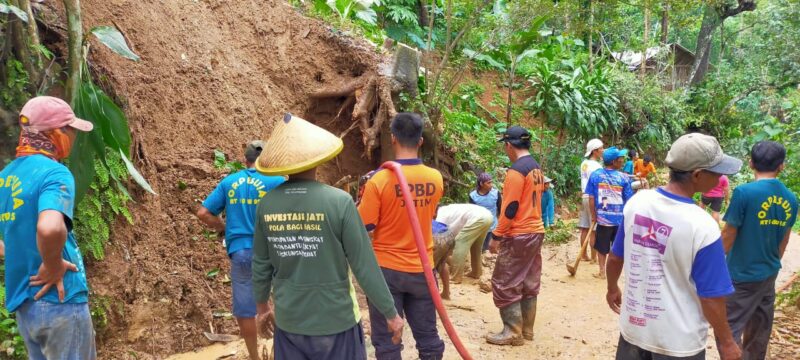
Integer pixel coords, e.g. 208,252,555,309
521,297,537,340
485,302,525,346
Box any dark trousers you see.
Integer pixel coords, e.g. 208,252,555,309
725,274,777,360
491,233,544,308
616,335,705,360
274,322,366,360
482,232,492,252
367,267,445,360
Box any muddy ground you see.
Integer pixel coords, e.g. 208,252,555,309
168,233,800,360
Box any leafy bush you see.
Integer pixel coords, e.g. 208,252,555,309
1,58,29,109
544,220,575,245
213,149,245,174
74,151,134,260
0,263,25,359
525,36,622,141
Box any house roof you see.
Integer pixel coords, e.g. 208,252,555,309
611,43,696,70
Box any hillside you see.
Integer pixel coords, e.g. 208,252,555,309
63,0,388,356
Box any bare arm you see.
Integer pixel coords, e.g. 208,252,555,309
605,253,624,313
722,224,738,254
29,210,78,301
196,206,225,233
588,195,597,223
0,239,4,258
700,297,741,359
779,228,792,259
37,210,69,270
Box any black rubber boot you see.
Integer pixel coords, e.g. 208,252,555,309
485,302,525,346
521,297,537,340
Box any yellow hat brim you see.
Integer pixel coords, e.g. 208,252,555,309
255,140,344,176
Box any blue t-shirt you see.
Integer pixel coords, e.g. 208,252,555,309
0,155,89,312
469,188,500,230
723,179,798,282
202,169,284,255
585,168,634,226
622,160,634,175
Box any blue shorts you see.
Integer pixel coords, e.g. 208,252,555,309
16,300,96,360
231,248,257,318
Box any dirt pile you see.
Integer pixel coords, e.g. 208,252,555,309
47,0,392,357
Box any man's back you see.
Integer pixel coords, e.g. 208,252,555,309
202,168,284,254
586,168,633,226
253,179,393,336
615,188,732,357
725,179,799,282
580,158,602,193
0,155,89,312
436,204,492,235
495,155,545,236
358,159,443,273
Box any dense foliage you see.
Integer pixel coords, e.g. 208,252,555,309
290,0,799,201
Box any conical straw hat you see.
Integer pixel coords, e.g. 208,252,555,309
255,113,344,176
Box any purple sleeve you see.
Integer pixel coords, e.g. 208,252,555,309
611,222,625,257
691,239,735,298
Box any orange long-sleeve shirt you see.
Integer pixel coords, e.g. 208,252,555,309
358,159,444,273
493,155,545,237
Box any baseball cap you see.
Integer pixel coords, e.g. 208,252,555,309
244,140,264,162
584,138,603,157
665,133,742,175
19,96,93,133
602,146,629,164
543,176,553,183
498,126,531,143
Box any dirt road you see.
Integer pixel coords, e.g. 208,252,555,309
169,233,800,359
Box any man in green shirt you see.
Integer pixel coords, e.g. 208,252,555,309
252,114,403,360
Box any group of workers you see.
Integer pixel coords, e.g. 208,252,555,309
0,95,797,360
577,135,797,360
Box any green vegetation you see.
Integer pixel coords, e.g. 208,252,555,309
213,149,246,174
0,263,25,359
74,152,134,260
544,220,576,245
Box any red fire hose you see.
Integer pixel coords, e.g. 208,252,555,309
380,161,474,360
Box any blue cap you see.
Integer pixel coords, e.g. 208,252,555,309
603,147,629,164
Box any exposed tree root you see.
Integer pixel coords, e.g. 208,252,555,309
314,73,400,160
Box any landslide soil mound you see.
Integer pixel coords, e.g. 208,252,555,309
61,0,387,357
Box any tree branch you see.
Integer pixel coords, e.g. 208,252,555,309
64,0,83,105
721,0,756,19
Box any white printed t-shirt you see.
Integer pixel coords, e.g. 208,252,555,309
580,158,603,197
436,204,493,235
611,188,734,357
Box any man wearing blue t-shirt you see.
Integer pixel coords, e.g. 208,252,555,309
722,141,798,360
585,146,634,279
197,141,285,360
1,96,97,359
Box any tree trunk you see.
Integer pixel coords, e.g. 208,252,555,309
719,19,725,67
417,0,428,30
641,1,649,80
64,0,83,106
688,6,719,85
9,0,42,91
660,1,669,45
505,59,516,124
689,1,756,86
588,0,594,71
